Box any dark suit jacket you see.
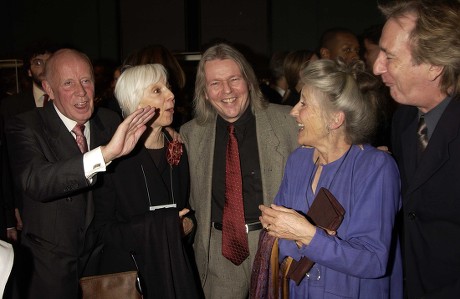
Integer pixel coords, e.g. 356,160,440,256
92,132,201,298
0,91,37,234
391,96,460,299
0,91,36,121
5,104,120,299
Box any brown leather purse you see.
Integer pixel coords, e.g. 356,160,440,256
288,187,345,285
80,252,143,299
80,271,142,299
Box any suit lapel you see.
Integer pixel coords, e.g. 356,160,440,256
192,120,216,239
89,112,111,149
40,104,81,160
201,122,216,212
255,109,283,205
405,97,460,197
401,115,419,184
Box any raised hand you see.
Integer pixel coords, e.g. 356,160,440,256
101,106,156,163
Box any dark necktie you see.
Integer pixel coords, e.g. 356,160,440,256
222,124,249,265
417,115,428,161
72,124,89,153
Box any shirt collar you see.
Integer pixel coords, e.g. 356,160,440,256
216,105,254,128
420,95,452,140
32,83,46,104
53,104,90,138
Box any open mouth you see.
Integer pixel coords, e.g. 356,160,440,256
222,97,237,103
75,101,88,108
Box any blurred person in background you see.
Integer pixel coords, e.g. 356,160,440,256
282,49,318,106
319,27,360,65
1,40,59,242
260,51,289,104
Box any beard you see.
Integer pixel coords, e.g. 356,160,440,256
30,71,45,88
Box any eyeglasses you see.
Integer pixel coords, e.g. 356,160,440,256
31,58,46,67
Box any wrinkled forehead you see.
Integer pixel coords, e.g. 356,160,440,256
384,13,417,37
204,59,243,79
380,15,416,54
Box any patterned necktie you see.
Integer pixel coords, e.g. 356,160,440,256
222,124,249,265
72,124,88,153
417,115,428,161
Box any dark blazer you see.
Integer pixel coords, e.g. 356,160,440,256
92,132,201,298
391,96,460,299
0,90,36,117
5,104,120,299
0,91,37,233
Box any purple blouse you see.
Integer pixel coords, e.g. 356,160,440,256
275,145,403,299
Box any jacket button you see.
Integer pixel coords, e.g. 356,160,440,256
408,212,416,220
66,197,72,202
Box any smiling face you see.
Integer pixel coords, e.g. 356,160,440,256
290,86,329,147
43,50,94,124
373,15,440,111
204,59,250,123
138,80,175,128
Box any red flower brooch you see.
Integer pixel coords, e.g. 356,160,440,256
166,139,183,166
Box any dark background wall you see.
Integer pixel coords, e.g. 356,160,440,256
0,0,120,60
0,0,384,62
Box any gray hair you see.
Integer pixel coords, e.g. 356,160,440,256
193,43,268,124
300,59,380,144
114,64,168,117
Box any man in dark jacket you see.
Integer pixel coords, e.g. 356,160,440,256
1,40,58,241
374,0,460,297
4,48,155,299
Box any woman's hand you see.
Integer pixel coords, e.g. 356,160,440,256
259,204,317,247
101,106,156,163
179,208,194,236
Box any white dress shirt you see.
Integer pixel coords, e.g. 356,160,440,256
54,104,108,180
